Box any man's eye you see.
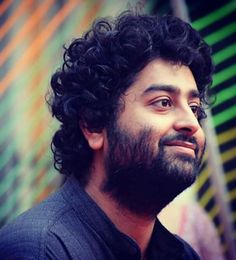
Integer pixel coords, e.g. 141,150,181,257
190,105,206,121
152,98,172,108
190,105,199,116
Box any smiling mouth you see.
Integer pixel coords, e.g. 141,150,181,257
164,141,196,155
165,141,196,150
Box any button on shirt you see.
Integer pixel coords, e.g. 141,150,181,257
0,176,200,259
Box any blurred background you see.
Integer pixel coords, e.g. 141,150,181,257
0,0,235,259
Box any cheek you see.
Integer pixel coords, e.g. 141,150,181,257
197,129,206,151
118,104,173,141
151,118,172,139
145,119,172,151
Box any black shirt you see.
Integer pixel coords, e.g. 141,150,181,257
0,176,200,259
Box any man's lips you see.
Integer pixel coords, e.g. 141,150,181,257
164,141,197,151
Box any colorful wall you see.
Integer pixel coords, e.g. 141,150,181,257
0,1,235,259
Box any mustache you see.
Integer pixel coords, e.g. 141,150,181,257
159,134,199,155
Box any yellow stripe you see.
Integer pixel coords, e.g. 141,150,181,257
232,212,236,222
228,190,236,202
197,166,211,189
221,147,236,163
225,169,236,183
209,204,220,219
217,128,236,146
199,186,215,207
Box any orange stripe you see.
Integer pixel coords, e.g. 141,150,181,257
0,0,32,40
29,1,100,157
0,0,78,95
0,0,54,68
28,90,46,145
0,0,13,16
76,1,102,34
35,0,79,48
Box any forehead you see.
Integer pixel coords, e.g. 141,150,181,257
126,59,198,97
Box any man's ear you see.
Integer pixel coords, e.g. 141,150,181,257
80,124,104,150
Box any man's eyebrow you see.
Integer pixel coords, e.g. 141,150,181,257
141,84,180,97
141,84,200,98
189,89,200,99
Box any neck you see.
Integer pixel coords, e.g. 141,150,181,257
85,174,156,258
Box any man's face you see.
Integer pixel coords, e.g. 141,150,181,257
103,59,206,217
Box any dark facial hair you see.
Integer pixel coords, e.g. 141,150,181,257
103,124,205,218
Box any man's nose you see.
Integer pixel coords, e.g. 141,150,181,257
173,108,200,136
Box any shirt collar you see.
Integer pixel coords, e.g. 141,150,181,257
146,218,185,259
62,175,187,259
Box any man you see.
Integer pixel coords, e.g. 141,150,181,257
0,11,213,259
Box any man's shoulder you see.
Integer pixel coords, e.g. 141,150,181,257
0,186,76,259
175,235,201,259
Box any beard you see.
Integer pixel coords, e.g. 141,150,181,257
102,124,205,218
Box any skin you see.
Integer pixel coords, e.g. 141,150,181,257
83,59,206,259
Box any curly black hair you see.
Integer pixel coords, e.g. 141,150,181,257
49,11,214,185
